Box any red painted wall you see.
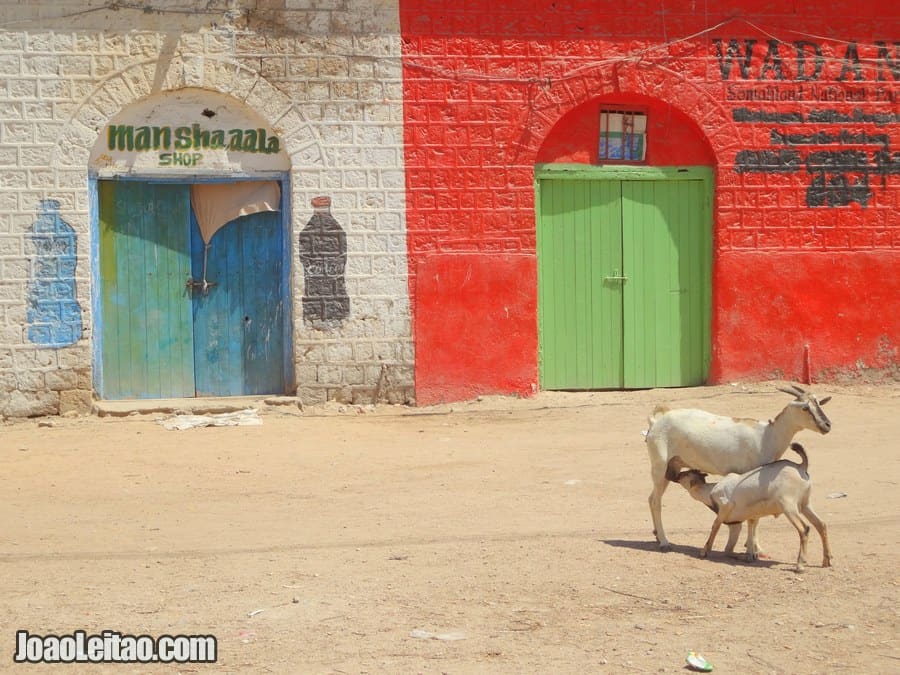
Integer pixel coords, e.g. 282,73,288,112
401,1,900,404
415,254,537,404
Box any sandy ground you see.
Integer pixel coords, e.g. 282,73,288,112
1,382,898,674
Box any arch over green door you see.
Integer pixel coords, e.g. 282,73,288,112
536,166,713,390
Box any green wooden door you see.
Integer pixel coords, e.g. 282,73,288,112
537,175,711,389
622,180,711,387
538,179,624,388
99,181,195,398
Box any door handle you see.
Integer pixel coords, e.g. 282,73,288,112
604,269,628,282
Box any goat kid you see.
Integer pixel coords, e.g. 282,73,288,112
668,443,833,571
644,383,832,551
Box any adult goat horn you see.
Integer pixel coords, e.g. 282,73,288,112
777,383,807,398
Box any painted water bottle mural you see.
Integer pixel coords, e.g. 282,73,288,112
298,196,350,325
26,200,83,347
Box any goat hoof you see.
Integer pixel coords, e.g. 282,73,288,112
659,543,672,552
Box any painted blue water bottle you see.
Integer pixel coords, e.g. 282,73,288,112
26,199,83,347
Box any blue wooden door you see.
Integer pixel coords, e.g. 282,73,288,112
190,210,286,396
98,181,286,399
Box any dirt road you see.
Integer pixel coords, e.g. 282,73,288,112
2,382,898,673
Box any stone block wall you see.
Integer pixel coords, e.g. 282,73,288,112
0,1,412,417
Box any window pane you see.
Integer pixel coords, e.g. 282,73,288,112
599,110,647,162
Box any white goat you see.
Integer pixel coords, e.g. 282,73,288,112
668,443,833,571
644,384,832,551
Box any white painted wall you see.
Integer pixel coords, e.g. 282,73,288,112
0,1,411,416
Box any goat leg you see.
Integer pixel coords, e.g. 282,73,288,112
802,503,833,568
784,510,810,572
701,518,723,558
744,519,763,561
649,471,671,550
724,523,742,557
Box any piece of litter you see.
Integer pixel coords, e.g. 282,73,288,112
826,492,847,499
563,479,581,486
247,609,265,618
160,408,262,431
409,629,466,641
686,651,713,672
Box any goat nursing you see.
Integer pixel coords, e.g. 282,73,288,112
643,384,831,551
668,443,833,571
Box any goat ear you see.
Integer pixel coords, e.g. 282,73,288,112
819,395,832,405
688,472,708,487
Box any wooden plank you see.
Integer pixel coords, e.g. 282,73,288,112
538,179,569,388
151,184,194,398
98,182,123,396
624,180,665,387
591,180,624,388
242,210,285,394
191,213,234,396
142,185,163,398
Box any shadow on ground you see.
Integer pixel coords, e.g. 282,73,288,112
602,538,779,568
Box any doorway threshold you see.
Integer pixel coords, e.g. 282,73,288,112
92,395,300,418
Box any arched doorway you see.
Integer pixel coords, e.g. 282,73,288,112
90,89,293,399
535,95,715,389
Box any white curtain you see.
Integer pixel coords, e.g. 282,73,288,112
190,181,281,244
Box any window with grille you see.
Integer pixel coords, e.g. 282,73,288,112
598,109,647,162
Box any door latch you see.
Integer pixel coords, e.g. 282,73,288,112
186,242,216,295
186,277,217,295
604,269,628,282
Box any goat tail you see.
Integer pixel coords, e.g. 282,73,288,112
789,442,809,471
643,405,671,442
647,404,670,429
